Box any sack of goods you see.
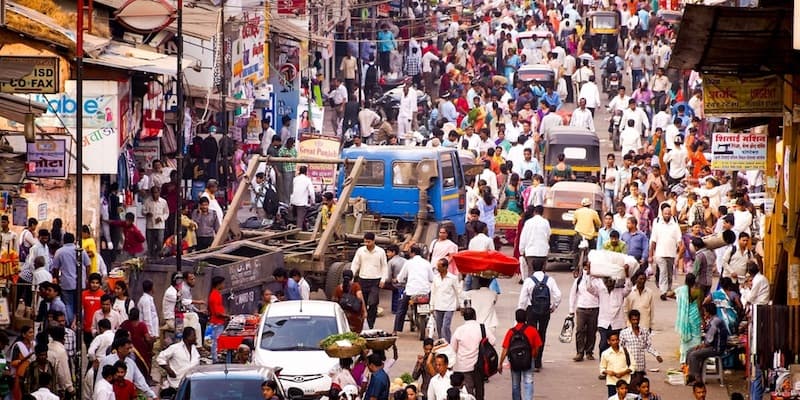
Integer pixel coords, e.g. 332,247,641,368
587,250,639,279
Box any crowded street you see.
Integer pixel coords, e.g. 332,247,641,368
0,0,798,399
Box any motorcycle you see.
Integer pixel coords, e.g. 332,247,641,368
610,109,622,151
371,87,431,123
606,72,620,100
407,294,431,340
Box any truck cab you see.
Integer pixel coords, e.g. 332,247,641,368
337,147,470,237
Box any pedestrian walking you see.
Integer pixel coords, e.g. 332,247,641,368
518,205,550,274
351,232,389,329
50,232,90,326
392,246,432,335
618,310,663,393
192,197,219,251
569,262,600,362
586,264,632,360
156,327,200,398
451,308,495,400
649,204,683,300
143,186,169,258
498,309,542,400
517,261,561,372
623,272,656,332
207,276,229,363
430,259,462,343
599,332,632,398
290,165,315,231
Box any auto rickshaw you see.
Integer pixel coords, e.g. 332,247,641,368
517,64,556,89
544,126,601,185
587,11,620,55
517,30,555,62
542,181,604,269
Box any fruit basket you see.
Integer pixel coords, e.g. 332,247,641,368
320,333,366,359
360,329,397,351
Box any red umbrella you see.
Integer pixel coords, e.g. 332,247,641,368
451,250,520,277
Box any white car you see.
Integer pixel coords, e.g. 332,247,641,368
253,300,351,398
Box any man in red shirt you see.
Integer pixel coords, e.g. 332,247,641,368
81,273,105,348
107,212,145,261
498,309,543,400
112,360,137,400
208,276,229,363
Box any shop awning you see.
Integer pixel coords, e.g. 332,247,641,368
95,0,222,41
0,94,48,124
668,4,799,74
83,41,197,75
186,85,251,111
270,14,328,45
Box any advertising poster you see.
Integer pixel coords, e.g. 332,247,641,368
26,139,67,179
704,75,782,116
710,132,767,171
268,39,301,136
298,134,340,188
296,97,325,137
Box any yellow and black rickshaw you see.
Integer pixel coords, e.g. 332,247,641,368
587,11,620,54
542,181,604,269
544,126,601,185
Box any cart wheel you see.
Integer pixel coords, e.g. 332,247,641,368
325,262,350,300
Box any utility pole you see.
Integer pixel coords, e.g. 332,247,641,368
75,0,87,398
1,0,6,27
220,1,227,136
175,0,184,272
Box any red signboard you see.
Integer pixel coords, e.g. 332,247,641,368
277,0,306,15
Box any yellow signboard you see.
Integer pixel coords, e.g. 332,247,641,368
0,56,60,94
703,74,782,116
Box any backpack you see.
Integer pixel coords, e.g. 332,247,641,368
527,276,551,317
475,324,499,377
262,184,279,217
605,57,618,74
507,325,533,371
365,64,378,87
339,292,362,313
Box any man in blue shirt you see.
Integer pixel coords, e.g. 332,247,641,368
440,92,457,123
285,274,301,301
376,25,396,75
365,354,390,400
50,233,90,325
621,216,649,269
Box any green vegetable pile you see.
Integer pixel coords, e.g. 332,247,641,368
495,209,521,226
400,373,414,384
319,332,366,349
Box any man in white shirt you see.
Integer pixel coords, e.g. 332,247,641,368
461,127,482,154
467,223,495,252
451,307,496,399
474,160,499,198
651,105,672,132
518,205,551,278
606,87,631,113
97,338,157,399
289,165,316,231
427,354,453,400
137,279,159,337
92,365,116,400
421,50,440,93
143,186,169,258
157,327,201,394
648,204,683,300
721,232,754,285
620,119,642,156
431,258,462,343
513,148,542,178
732,199,753,236
621,99,650,137
397,82,418,144
742,262,770,307
517,262,561,371
88,319,115,363
569,264,600,361
393,245,434,334
351,232,389,329
663,137,688,186
577,76,601,115
329,78,348,133
570,98,595,132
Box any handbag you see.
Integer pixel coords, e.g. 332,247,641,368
559,315,574,343
339,292,362,313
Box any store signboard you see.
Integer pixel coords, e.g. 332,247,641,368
704,74,782,116
0,56,60,94
31,81,121,174
26,139,67,179
711,132,768,171
298,134,339,188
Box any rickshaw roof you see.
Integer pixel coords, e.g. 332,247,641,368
549,181,603,195
588,11,620,18
517,30,553,39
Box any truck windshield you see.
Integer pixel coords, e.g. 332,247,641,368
259,316,338,351
346,161,384,186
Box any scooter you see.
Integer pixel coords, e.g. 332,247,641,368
407,294,431,340
606,72,620,100
371,87,431,123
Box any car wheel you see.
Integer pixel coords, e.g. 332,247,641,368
325,262,349,300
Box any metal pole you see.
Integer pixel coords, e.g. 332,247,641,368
1,0,6,27
175,0,184,272
221,1,227,136
308,5,313,132
75,0,85,398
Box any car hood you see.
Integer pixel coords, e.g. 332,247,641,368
254,349,338,376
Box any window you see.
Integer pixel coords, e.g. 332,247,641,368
440,154,456,188
189,378,265,400
593,15,617,29
260,316,338,351
563,147,588,160
346,161,384,186
392,162,418,187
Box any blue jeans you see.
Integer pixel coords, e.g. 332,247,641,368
511,367,534,400
604,189,615,211
434,310,454,343
210,323,225,363
62,289,77,325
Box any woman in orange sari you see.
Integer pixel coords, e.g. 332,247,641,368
689,141,709,178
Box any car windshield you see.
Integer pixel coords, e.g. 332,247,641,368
260,315,338,351
188,378,266,400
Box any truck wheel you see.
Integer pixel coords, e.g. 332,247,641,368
325,262,349,300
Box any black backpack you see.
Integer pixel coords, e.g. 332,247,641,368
507,325,533,371
605,56,618,74
262,183,279,217
475,324,499,377
365,64,378,87
527,276,551,317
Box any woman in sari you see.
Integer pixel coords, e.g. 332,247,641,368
675,273,703,365
501,173,523,214
333,270,366,333
119,308,154,379
703,277,742,335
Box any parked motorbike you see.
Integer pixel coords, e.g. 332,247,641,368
371,87,431,124
407,294,431,340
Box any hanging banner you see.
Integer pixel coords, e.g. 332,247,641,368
142,81,165,139
269,39,301,138
703,74,783,116
26,139,67,179
710,132,768,171
298,134,340,188
297,97,325,137
277,0,306,15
